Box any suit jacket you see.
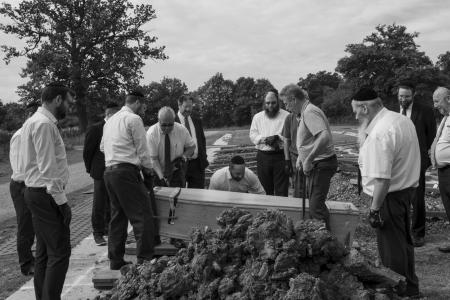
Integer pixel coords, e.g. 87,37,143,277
175,115,209,170
409,101,437,170
83,120,106,180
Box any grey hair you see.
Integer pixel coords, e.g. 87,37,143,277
434,86,450,98
353,98,383,109
158,106,176,119
280,84,307,102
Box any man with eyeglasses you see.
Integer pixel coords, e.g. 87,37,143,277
100,90,157,270
249,89,290,196
146,106,195,187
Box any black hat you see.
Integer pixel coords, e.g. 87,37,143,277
353,87,378,101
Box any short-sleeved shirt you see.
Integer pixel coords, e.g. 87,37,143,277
208,166,265,194
282,113,300,155
436,116,450,166
296,102,334,163
358,108,420,196
146,122,195,171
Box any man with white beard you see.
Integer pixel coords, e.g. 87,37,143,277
352,87,421,298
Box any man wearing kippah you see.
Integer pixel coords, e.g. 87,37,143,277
209,155,265,194
352,87,421,298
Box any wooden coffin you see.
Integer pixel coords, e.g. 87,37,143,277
153,187,359,249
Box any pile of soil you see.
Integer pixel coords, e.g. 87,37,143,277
103,208,401,300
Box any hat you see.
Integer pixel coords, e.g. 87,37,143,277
105,102,119,109
26,101,40,109
128,89,145,98
353,87,378,101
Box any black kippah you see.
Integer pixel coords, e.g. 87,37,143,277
353,87,378,101
128,90,145,98
105,102,119,109
230,155,245,165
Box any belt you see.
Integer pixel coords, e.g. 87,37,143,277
11,179,25,184
438,164,450,171
258,150,284,155
27,187,47,193
105,163,140,172
314,154,337,163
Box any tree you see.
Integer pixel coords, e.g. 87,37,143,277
0,0,167,132
336,24,432,104
196,73,235,128
252,78,275,114
0,102,27,131
437,51,450,75
298,71,342,106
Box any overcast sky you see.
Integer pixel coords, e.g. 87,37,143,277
1,0,449,103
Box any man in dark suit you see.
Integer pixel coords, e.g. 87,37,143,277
83,103,120,246
175,95,209,188
397,82,437,247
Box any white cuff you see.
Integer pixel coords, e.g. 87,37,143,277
51,192,68,205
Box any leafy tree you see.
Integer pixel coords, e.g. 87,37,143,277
0,0,167,132
196,73,235,128
252,78,275,114
298,71,342,106
437,51,450,75
0,102,27,131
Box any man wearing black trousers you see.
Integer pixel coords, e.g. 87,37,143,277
101,91,157,270
9,102,39,276
21,83,74,300
396,82,436,247
83,103,119,246
175,95,209,188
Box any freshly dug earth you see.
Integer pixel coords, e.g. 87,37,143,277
103,208,400,300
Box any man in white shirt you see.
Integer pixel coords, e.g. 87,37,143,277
249,89,290,196
147,106,195,187
209,155,265,194
9,102,39,276
352,87,420,298
21,83,74,300
101,90,157,270
431,87,450,253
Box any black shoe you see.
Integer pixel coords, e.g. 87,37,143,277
94,235,107,246
438,244,450,253
413,236,425,247
110,260,132,270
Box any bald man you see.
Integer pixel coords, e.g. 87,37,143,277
249,89,290,196
431,87,450,253
147,106,195,187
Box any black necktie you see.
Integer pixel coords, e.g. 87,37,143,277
401,108,407,116
184,117,192,136
164,133,171,177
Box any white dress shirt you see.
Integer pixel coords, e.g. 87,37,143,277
208,166,265,194
249,109,289,151
358,108,420,196
21,107,69,205
400,102,413,118
436,116,450,166
100,106,152,169
177,111,198,159
9,128,25,182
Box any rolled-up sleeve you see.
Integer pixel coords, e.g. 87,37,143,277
129,116,152,169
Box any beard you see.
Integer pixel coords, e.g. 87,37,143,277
265,105,280,118
400,100,412,110
357,117,370,147
55,105,67,120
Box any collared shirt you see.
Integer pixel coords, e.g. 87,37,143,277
21,107,69,205
399,102,413,118
296,102,335,163
100,106,152,169
208,166,265,194
358,108,420,196
249,109,289,151
436,116,450,166
282,112,300,155
177,111,198,159
146,122,195,171
9,128,25,182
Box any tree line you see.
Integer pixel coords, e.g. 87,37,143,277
0,1,449,132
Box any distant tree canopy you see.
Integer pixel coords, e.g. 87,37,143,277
0,0,167,132
298,71,342,107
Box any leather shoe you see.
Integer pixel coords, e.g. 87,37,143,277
438,244,450,253
412,236,425,247
110,260,132,270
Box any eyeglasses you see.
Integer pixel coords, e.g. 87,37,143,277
160,123,174,127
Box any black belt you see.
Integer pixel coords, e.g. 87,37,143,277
11,179,25,185
314,154,337,163
258,150,284,155
27,187,46,193
438,164,450,171
105,163,140,172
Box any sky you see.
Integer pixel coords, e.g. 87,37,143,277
1,0,449,103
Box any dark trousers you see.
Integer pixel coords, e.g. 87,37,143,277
256,151,289,196
306,155,337,229
411,169,426,238
186,158,205,189
290,153,305,198
24,188,71,300
438,165,450,222
104,166,156,266
92,178,110,237
169,168,186,188
10,180,35,274
377,188,419,295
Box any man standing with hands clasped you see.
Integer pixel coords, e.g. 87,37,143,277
21,83,74,300
352,87,421,298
